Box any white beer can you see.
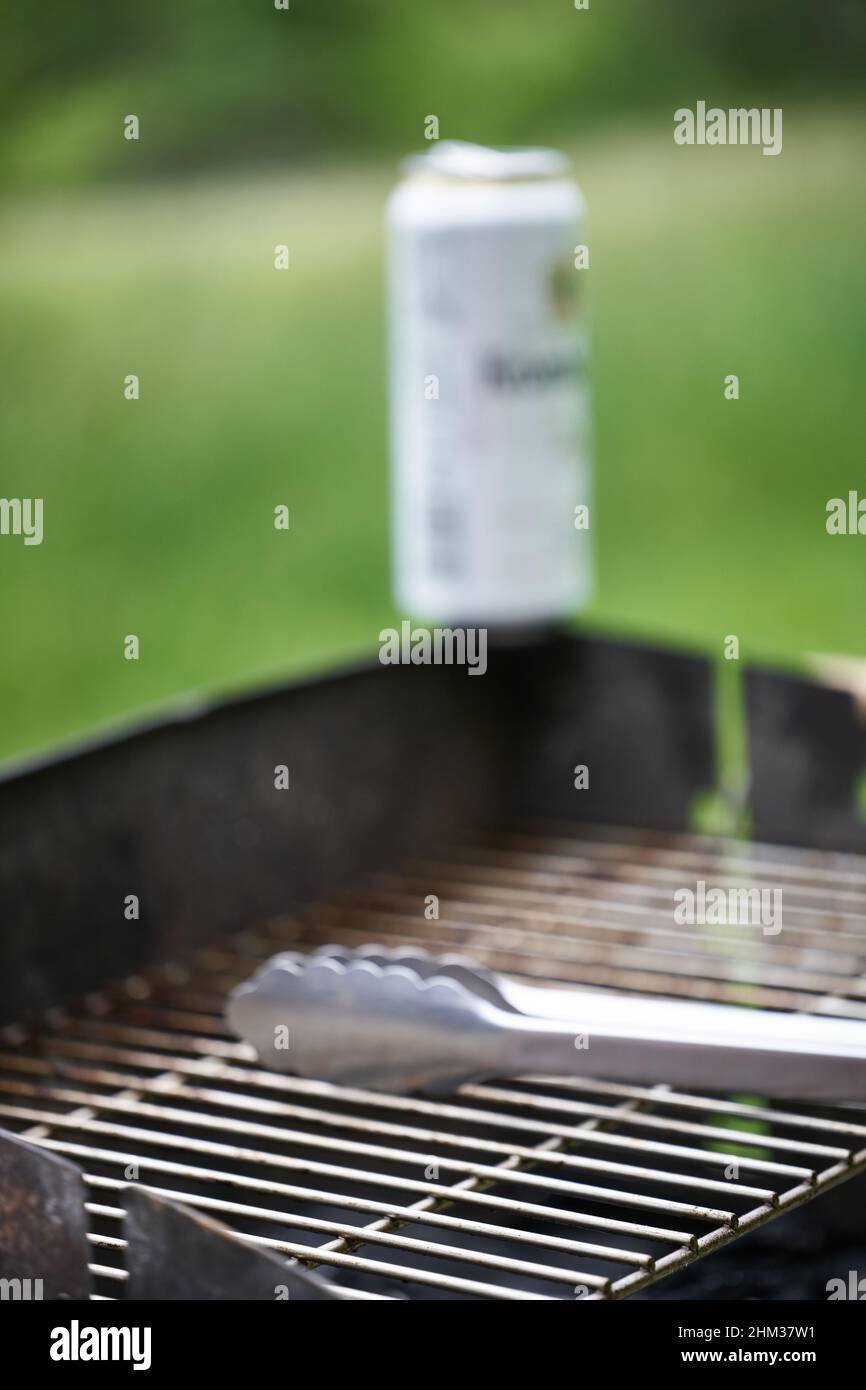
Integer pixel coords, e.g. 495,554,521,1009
387,140,591,626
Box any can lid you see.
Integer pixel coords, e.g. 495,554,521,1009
403,140,571,182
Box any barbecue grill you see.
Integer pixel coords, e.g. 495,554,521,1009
1,632,865,1300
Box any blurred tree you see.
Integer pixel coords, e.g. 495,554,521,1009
0,0,863,186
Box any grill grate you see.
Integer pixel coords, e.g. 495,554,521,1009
2,823,866,1300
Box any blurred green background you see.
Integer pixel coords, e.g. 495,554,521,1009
1,0,865,765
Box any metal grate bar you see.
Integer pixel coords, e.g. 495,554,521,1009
338,886,866,959
317,904,866,995
448,859,866,914
312,828,866,1016
0,1097,752,1218
81,1181,648,1269
0,1053,825,1180
507,825,866,885
1,1046,852,1162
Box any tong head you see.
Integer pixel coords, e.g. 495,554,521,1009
310,942,517,1011
226,952,512,1093
230,947,866,1101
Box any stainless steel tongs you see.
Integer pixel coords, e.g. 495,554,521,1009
227,944,866,1101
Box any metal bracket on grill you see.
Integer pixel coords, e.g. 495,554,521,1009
123,1188,348,1300
501,635,714,831
747,665,866,852
0,1127,91,1300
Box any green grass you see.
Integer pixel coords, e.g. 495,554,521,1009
1,105,865,766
